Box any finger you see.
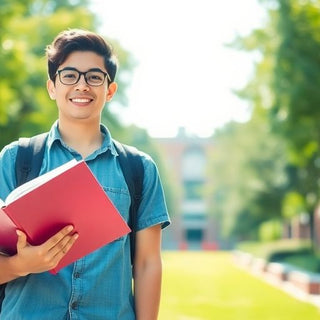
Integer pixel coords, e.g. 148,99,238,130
16,230,28,251
43,225,74,250
61,233,79,255
50,233,79,260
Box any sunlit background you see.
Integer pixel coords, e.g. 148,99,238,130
1,0,320,319
89,0,264,137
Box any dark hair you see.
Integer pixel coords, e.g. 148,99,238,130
46,29,118,84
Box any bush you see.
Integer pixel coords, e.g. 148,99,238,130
237,239,320,272
259,220,282,242
268,248,312,261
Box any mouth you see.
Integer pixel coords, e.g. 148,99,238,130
69,97,94,107
70,98,93,103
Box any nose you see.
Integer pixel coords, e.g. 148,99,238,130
75,74,89,90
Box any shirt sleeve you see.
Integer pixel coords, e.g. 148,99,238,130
136,152,170,231
0,142,19,201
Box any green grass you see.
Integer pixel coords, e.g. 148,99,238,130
159,251,320,320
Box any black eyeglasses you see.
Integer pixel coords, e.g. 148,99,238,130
56,67,111,86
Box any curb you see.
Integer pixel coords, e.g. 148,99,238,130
233,250,320,308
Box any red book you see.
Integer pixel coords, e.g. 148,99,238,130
0,160,131,274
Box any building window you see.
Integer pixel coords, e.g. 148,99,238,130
182,147,206,180
186,229,203,242
184,180,204,199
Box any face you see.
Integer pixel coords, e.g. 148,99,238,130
47,51,117,124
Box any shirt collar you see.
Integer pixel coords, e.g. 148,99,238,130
47,120,118,157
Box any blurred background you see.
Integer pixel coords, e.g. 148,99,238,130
2,0,320,318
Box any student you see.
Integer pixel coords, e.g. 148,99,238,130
0,29,170,320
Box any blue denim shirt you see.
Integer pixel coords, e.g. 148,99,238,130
0,121,170,320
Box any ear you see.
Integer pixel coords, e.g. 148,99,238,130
106,82,118,102
47,79,56,100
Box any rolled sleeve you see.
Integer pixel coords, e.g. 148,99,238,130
136,153,170,231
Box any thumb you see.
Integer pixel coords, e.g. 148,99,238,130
16,230,27,251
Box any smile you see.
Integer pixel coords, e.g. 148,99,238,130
70,98,93,103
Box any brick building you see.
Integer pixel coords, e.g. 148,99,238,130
156,128,218,250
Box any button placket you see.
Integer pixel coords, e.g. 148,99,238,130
69,260,84,318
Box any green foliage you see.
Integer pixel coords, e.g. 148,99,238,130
237,238,312,260
259,219,282,242
282,191,306,219
273,0,320,155
281,252,320,272
237,239,320,272
209,118,289,240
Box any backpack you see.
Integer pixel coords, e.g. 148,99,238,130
0,132,144,311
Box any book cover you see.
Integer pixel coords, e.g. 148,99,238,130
0,160,131,273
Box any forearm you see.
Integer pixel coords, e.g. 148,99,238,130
134,259,162,320
0,254,24,284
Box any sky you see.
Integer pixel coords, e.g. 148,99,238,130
90,0,266,137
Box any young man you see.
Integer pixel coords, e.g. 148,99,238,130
0,29,170,319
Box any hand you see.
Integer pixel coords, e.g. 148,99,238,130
12,225,78,276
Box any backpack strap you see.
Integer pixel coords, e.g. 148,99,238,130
112,139,144,265
15,133,48,187
0,132,48,312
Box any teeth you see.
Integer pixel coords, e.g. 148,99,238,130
72,98,91,103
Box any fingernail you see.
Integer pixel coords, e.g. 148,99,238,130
16,230,22,236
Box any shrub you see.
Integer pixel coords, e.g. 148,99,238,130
259,220,282,242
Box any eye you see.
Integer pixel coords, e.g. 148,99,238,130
87,72,104,82
62,72,77,79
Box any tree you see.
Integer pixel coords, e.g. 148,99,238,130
271,0,320,245
209,111,289,241
217,0,320,244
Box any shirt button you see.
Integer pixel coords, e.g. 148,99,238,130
74,272,80,278
71,301,78,309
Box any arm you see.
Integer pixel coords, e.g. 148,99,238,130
0,225,78,284
134,224,162,320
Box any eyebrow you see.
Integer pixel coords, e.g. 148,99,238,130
60,67,107,73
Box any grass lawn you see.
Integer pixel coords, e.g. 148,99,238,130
159,251,320,320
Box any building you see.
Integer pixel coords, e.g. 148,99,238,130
156,128,218,250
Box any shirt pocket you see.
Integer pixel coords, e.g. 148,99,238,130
102,186,131,223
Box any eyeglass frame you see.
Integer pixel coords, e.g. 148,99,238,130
55,67,112,87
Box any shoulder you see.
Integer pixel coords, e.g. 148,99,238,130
0,141,20,197
112,139,154,162
0,140,19,161
112,140,155,168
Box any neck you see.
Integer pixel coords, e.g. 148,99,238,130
58,119,103,158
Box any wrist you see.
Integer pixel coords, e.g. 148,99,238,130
8,254,29,278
